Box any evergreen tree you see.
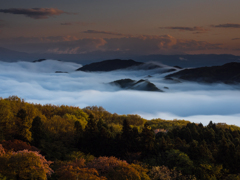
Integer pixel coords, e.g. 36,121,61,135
15,109,31,142
30,116,44,147
74,121,83,147
83,114,99,154
121,119,133,153
140,123,155,154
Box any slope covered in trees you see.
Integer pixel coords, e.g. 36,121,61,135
1,96,240,179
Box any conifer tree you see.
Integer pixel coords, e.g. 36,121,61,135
15,109,32,142
140,123,155,154
31,116,44,147
121,119,133,153
74,121,83,147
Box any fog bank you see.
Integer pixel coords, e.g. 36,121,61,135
1,60,240,126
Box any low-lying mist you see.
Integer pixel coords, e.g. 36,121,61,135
1,59,240,126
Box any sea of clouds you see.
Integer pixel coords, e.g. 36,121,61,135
1,59,240,126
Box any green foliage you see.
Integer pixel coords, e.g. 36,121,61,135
2,96,240,179
166,149,194,175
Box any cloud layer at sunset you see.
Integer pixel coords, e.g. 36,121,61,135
0,34,223,55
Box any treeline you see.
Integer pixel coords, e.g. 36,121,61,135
0,96,240,179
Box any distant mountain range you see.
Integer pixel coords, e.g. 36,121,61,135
78,59,240,86
1,46,240,67
0,47,33,61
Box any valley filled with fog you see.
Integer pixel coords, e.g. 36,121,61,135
1,59,240,126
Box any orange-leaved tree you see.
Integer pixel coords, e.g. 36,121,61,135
87,156,144,180
0,149,53,180
56,158,106,180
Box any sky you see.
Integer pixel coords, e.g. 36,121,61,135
0,0,240,56
1,59,240,126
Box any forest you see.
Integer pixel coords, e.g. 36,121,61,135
1,96,240,180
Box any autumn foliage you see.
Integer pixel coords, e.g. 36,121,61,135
0,149,53,180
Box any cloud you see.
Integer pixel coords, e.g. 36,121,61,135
83,30,127,36
172,39,222,51
1,60,240,126
61,22,93,26
0,34,222,54
102,35,221,54
212,23,240,28
232,38,240,40
0,8,70,19
160,26,209,33
0,35,80,44
46,38,107,54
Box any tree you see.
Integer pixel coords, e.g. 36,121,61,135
1,139,39,152
15,108,32,142
0,99,14,140
83,115,99,153
56,159,106,180
107,163,141,180
31,116,45,147
140,123,155,153
149,166,175,180
130,163,150,180
166,149,194,175
85,114,98,136
121,119,133,153
87,156,128,175
0,149,53,180
196,163,223,180
74,121,83,146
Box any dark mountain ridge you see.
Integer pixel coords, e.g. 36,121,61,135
109,78,163,92
76,59,144,71
76,59,181,73
166,62,240,84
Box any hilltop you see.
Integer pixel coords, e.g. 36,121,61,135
166,62,240,84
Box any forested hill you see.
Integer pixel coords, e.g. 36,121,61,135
1,96,240,180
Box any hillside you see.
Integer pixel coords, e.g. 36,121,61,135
76,59,144,71
1,96,240,179
166,62,240,84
